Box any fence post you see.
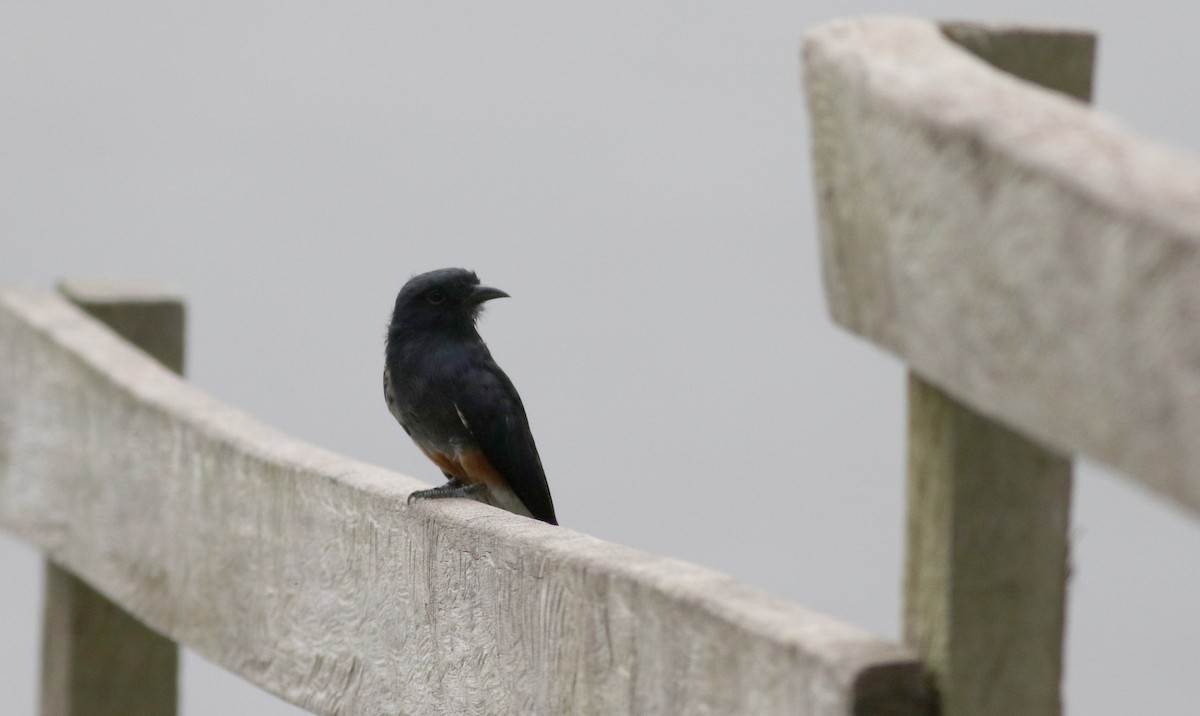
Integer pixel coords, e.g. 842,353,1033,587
39,281,183,716
903,26,1095,716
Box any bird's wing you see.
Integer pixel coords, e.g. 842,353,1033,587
452,361,557,524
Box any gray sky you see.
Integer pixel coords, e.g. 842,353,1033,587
3,2,1199,714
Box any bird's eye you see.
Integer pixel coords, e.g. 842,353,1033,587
426,289,446,305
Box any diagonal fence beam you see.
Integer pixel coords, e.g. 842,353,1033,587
0,285,934,715
803,16,1200,515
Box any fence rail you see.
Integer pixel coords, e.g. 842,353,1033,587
806,17,1200,514
0,283,928,714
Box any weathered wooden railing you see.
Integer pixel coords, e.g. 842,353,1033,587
806,16,1200,716
5,15,1198,716
0,286,928,713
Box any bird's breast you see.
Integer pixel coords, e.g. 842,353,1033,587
385,356,477,451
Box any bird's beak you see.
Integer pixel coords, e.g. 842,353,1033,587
469,285,510,304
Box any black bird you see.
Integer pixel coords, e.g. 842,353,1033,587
384,268,557,524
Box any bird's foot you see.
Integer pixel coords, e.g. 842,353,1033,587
407,480,487,505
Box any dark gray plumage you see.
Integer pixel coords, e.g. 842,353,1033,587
384,268,556,524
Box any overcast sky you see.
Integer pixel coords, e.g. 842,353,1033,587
3,2,1200,714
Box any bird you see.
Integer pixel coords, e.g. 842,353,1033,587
384,268,557,524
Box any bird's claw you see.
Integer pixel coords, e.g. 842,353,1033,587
407,481,487,505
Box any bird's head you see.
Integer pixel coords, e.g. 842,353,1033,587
388,268,509,335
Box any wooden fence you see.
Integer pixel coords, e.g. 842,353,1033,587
2,15,1197,716
806,15,1200,716
0,293,925,712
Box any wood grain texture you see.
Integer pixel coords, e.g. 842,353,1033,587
0,287,933,716
803,16,1200,515
38,282,184,716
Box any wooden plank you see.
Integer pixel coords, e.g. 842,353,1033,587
939,22,1095,102
0,286,936,715
905,375,1072,715
902,25,1092,716
40,566,179,716
803,16,1200,516
806,20,1096,715
38,281,184,716
58,280,186,374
